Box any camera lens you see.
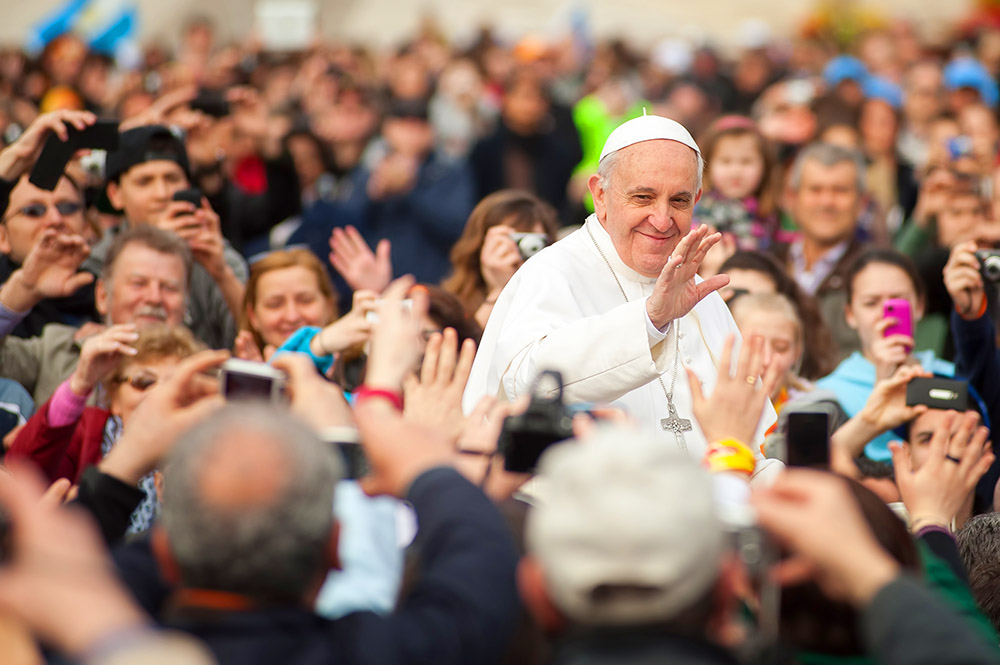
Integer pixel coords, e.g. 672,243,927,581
985,256,1000,282
517,235,547,259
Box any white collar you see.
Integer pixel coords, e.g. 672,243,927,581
584,214,658,286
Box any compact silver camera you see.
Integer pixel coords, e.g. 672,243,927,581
510,232,549,260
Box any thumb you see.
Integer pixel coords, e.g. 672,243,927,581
696,274,730,301
64,271,95,294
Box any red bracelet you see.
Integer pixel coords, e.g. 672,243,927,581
355,385,404,410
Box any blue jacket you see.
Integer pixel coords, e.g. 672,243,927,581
816,350,955,460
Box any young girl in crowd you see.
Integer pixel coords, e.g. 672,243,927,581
816,249,956,461
694,116,784,268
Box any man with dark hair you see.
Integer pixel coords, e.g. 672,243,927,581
84,124,246,349
0,224,191,403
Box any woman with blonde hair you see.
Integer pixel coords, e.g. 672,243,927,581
442,190,559,327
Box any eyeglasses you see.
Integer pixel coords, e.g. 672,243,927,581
112,371,159,391
6,201,83,221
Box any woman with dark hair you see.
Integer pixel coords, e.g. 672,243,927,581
442,190,559,327
816,248,956,461
719,251,836,380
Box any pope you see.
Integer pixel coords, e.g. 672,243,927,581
464,114,783,483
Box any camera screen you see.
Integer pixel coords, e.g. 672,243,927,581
223,370,274,401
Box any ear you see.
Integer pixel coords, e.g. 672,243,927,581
844,300,858,331
106,181,125,212
245,303,260,332
517,556,567,633
914,296,925,322
326,520,342,571
95,278,108,317
694,187,703,206
151,525,182,586
588,173,607,223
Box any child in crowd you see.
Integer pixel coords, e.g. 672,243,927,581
694,116,784,255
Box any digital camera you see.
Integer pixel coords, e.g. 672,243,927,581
976,249,1000,283
510,232,549,261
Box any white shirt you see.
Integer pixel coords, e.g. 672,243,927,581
464,215,782,484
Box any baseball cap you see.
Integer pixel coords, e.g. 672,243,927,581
943,58,999,108
599,113,700,163
863,76,904,109
105,125,191,183
823,55,869,87
526,426,726,625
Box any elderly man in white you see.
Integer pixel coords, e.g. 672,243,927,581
464,114,783,483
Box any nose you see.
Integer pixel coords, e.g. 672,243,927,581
43,204,69,232
152,178,171,202
282,301,303,324
762,343,774,370
646,201,675,233
144,281,164,305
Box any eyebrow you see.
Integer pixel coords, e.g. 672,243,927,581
625,186,658,195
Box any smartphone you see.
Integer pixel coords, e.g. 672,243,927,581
906,376,969,411
29,119,120,190
883,298,913,348
190,89,231,118
364,299,413,324
784,411,830,468
219,358,286,402
172,188,204,207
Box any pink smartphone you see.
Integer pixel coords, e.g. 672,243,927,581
883,298,913,345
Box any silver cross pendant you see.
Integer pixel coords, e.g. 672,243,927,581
660,401,691,451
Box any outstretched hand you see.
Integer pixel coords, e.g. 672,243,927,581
403,327,476,444
329,225,393,294
0,110,97,180
646,225,730,329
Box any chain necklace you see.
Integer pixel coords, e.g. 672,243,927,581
586,224,690,451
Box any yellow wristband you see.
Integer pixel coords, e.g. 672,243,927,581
704,438,757,477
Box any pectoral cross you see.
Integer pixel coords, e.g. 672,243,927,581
660,401,691,452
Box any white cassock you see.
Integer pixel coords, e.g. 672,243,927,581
464,215,784,485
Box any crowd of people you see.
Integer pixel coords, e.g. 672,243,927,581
3,7,1000,665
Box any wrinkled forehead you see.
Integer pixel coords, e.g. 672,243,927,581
112,242,187,282
610,139,700,186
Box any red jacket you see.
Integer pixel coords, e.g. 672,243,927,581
8,399,111,483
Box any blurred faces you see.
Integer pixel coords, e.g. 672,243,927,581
791,159,861,248
109,357,179,423
937,192,988,247
959,104,999,169
246,266,335,348
590,140,702,278
859,100,899,157
720,268,778,302
106,160,190,226
845,262,923,353
0,176,86,264
734,309,801,398
906,409,976,471
925,116,961,170
903,62,942,127
709,134,764,200
287,134,326,191
382,117,434,157
503,76,549,135
97,243,187,327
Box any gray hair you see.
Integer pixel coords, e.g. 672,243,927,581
957,513,1000,632
160,404,344,602
788,142,866,194
101,224,194,286
597,143,704,194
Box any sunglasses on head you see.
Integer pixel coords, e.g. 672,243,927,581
8,201,83,220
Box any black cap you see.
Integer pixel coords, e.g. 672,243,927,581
385,97,429,121
105,125,191,183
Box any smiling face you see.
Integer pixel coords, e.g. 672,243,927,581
1,176,86,264
590,140,702,278
247,265,335,348
791,159,861,248
96,243,187,327
709,133,765,200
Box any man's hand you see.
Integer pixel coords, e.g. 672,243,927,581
0,463,150,657
0,110,97,181
944,241,986,320
752,470,901,607
403,327,476,444
329,226,392,294
646,225,730,329
870,317,915,381
158,198,228,280
310,289,377,356
890,410,993,529
69,324,139,395
688,334,780,446
364,276,429,391
100,350,228,485
454,396,532,502
0,229,93,312
270,352,354,431
119,85,197,131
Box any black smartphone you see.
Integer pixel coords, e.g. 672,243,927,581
190,89,230,118
28,119,120,190
785,411,830,468
906,377,969,411
172,188,204,207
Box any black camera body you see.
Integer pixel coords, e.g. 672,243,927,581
498,370,574,473
977,249,1000,284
